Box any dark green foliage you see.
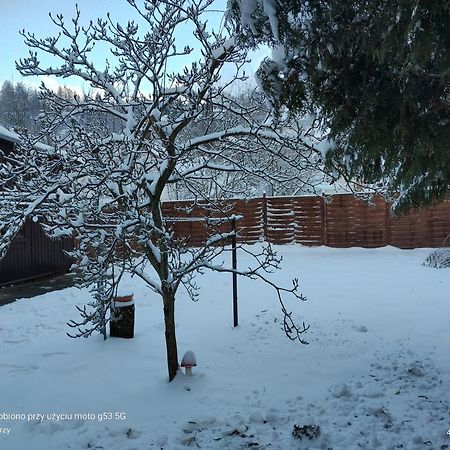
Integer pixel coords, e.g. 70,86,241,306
229,0,450,210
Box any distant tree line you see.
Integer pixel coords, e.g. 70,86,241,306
0,80,42,132
0,81,123,136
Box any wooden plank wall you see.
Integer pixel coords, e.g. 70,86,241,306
162,194,450,249
323,194,388,248
0,218,73,286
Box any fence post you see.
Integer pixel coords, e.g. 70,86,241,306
262,193,268,241
321,196,328,246
385,198,391,246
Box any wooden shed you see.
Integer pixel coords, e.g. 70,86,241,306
0,126,73,286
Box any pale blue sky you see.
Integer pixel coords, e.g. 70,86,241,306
1,0,126,85
0,0,268,93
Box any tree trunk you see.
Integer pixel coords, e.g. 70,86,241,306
152,200,179,381
163,286,179,382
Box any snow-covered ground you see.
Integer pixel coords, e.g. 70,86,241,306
1,245,449,449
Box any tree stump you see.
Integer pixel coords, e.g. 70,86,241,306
110,294,135,339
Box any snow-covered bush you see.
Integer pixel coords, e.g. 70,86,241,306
423,248,450,269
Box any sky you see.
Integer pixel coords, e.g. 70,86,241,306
0,0,270,94
1,0,120,87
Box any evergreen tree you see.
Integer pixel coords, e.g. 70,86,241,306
0,81,17,128
0,81,44,133
12,82,31,129
228,0,450,210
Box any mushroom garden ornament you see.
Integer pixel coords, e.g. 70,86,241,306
180,351,197,376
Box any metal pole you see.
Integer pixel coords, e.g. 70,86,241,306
231,217,238,327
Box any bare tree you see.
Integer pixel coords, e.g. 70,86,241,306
0,0,314,381
167,89,328,200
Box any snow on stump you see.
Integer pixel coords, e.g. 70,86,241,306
180,350,196,376
110,294,135,339
423,248,450,269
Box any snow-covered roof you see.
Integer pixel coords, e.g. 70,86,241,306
0,124,54,152
0,125,22,145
